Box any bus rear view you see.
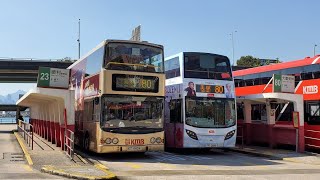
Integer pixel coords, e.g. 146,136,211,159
164,52,236,149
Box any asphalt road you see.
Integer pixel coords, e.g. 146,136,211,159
0,124,62,179
88,149,320,180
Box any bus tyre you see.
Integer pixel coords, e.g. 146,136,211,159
84,134,90,151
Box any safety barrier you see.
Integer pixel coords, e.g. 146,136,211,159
0,118,16,124
64,129,74,159
17,120,34,150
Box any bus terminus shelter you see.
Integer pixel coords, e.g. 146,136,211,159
16,87,75,150
236,92,305,152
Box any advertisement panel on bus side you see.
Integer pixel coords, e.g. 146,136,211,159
83,74,100,98
183,78,235,98
295,79,320,100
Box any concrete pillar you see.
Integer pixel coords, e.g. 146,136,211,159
293,101,305,152
16,107,20,124
243,101,252,145
244,101,252,123
266,99,275,125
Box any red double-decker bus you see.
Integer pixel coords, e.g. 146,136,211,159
233,55,320,152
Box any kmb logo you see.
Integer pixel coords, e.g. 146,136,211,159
303,85,318,94
125,139,144,145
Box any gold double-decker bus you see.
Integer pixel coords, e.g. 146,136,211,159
69,40,165,153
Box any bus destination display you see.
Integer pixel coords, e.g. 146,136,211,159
112,74,159,93
196,84,224,94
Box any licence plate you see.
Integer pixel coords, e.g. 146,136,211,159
206,144,219,147
127,146,143,151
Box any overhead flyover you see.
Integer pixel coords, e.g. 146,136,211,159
0,58,73,82
0,105,28,111
16,87,75,148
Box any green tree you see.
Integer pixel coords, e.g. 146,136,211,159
58,57,76,62
236,55,260,67
275,58,282,63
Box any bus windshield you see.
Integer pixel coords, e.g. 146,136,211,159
185,97,236,128
184,53,232,80
101,95,164,133
105,43,164,73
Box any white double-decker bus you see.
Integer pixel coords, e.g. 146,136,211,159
164,52,236,149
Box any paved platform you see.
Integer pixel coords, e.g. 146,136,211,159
231,145,320,165
13,125,117,180
0,124,62,179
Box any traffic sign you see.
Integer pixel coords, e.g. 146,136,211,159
293,111,300,128
37,67,70,89
272,74,295,93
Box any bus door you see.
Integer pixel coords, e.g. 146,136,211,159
167,99,183,148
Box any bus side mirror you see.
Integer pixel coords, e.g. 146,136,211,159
94,97,99,105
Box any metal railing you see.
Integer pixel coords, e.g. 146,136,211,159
0,57,76,62
64,129,75,159
0,118,16,124
17,120,33,150
305,129,320,149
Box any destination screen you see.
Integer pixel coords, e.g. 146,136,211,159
112,74,159,93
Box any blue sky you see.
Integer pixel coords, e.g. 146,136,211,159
0,0,320,95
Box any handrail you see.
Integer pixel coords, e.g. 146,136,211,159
64,129,74,160
17,120,33,150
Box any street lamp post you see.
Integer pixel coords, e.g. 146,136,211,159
77,19,81,59
314,44,317,57
230,31,237,66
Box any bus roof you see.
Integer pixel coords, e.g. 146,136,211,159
68,39,163,69
165,52,229,61
233,55,320,77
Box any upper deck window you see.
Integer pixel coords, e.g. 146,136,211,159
105,43,164,73
165,57,180,79
184,53,232,80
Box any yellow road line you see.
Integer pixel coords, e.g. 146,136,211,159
126,162,142,169
160,163,177,169
75,154,88,164
93,164,117,179
13,132,33,166
22,164,33,172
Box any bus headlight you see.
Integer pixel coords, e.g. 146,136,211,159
225,130,236,140
112,138,119,144
105,138,112,144
186,129,198,140
156,137,162,144
150,137,156,144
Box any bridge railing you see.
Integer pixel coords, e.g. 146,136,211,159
0,118,16,124
0,57,76,62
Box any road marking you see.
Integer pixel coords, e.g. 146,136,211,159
159,163,177,169
149,151,212,162
13,132,33,165
127,163,142,169
22,165,33,172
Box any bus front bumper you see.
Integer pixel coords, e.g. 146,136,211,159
97,144,164,153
